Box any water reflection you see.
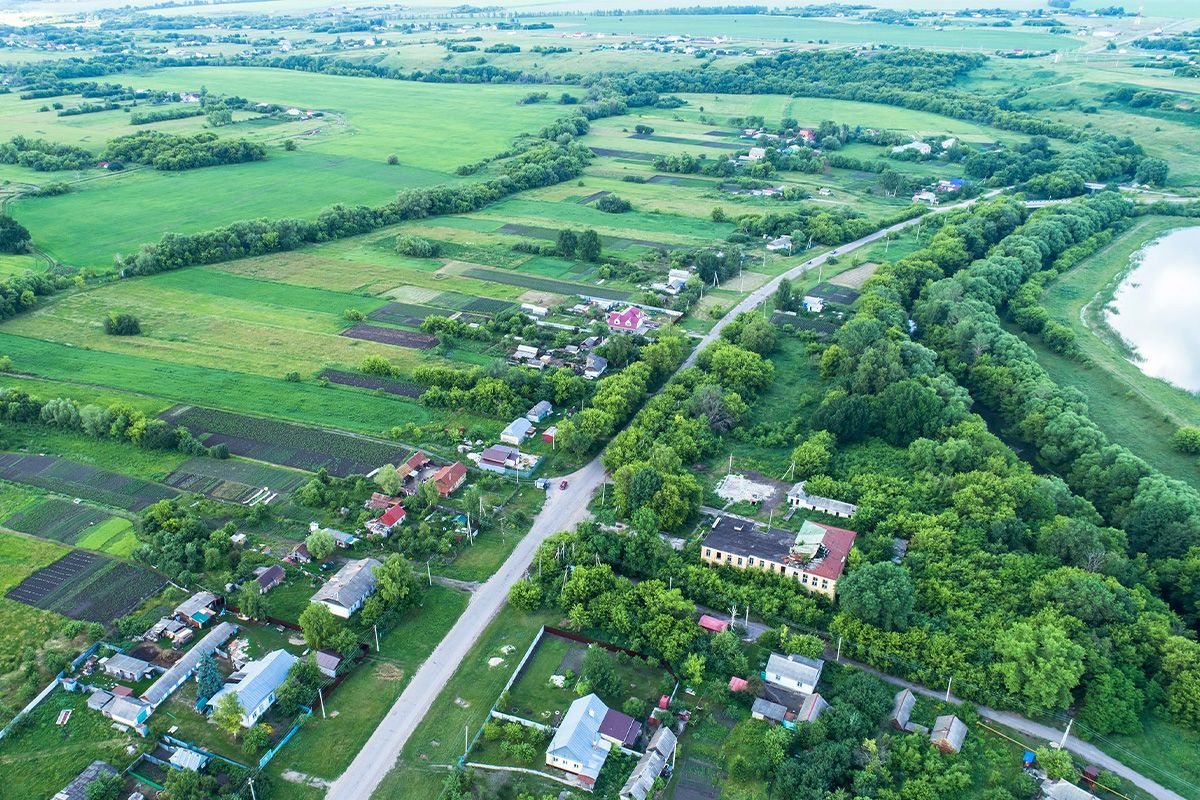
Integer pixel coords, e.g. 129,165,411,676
1106,226,1200,393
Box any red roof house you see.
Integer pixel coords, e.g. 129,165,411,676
606,306,646,333
728,676,749,692
698,614,729,633
380,505,407,527
432,462,467,497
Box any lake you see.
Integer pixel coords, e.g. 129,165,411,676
1106,226,1200,393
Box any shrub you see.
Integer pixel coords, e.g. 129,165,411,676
103,312,140,336
1172,426,1200,454
596,194,632,213
387,154,399,165
395,235,440,258
283,139,297,151
344,308,365,321
634,124,654,134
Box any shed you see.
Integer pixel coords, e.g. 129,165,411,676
316,649,343,678
890,688,915,730
751,697,788,724
1043,780,1099,800
169,747,208,771
542,426,557,444
500,417,533,445
728,676,749,692
930,714,967,753
103,653,155,682
53,761,119,800
698,614,729,633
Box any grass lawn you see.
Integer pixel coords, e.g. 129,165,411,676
72,516,138,557
0,421,188,482
0,532,75,707
262,570,324,626
369,606,560,800
1088,714,1200,800
0,688,150,799
1030,215,1200,488
265,583,471,790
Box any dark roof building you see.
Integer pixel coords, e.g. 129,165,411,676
256,564,285,594
599,707,641,749
53,761,118,800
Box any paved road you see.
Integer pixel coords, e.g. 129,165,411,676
840,657,1189,800
326,457,606,800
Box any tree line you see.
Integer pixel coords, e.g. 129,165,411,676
101,130,266,171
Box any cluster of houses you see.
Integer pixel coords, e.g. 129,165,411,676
508,340,609,380
912,177,966,205
700,517,857,600
544,692,679,795
890,688,968,754
743,651,830,728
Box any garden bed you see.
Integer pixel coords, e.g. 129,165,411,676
341,324,439,350
0,453,178,511
319,370,425,398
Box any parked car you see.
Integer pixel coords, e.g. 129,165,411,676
559,480,569,490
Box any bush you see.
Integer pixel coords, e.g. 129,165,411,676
596,194,632,213
103,312,140,336
344,308,366,321
387,154,399,165
283,139,297,151
1172,426,1200,454
395,235,440,258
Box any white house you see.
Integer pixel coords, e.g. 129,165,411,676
545,694,612,788
765,653,824,695
311,558,381,618
205,649,297,727
501,417,534,445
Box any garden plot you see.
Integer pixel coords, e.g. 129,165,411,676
3,498,108,543
5,549,166,622
496,223,670,252
368,302,443,327
341,324,439,350
0,453,178,511
459,266,631,302
319,370,425,398
829,261,881,289
161,405,409,477
164,457,306,504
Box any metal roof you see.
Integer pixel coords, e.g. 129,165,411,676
311,558,380,612
765,652,824,688
104,652,153,676
751,697,787,721
53,761,118,800
174,591,216,619
547,693,611,781
206,649,297,720
142,621,237,707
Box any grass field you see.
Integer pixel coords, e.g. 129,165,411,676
1030,215,1200,488
6,68,572,268
266,584,470,791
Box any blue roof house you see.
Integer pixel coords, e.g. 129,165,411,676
545,693,612,788
501,417,534,445
206,649,298,727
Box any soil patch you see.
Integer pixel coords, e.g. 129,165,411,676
577,190,611,205
319,369,425,398
341,324,439,350
589,147,654,161
830,261,880,290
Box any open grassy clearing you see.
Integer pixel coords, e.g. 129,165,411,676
5,67,571,267
1028,215,1200,488
0,421,186,481
265,584,470,788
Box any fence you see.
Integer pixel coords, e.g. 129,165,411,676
258,705,312,769
0,640,109,741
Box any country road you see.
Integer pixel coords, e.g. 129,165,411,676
325,457,606,800
328,186,1188,800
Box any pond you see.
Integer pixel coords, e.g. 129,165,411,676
1106,226,1200,393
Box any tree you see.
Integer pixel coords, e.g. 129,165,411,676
578,229,602,262
790,431,835,480
837,562,915,632
993,620,1086,711
1134,156,1169,187
556,229,578,258
283,139,297,151
0,216,31,254
243,723,271,755
508,579,542,611
103,312,141,336
161,769,216,800
305,528,336,561
582,645,620,702
375,553,419,610
84,774,122,800
395,234,439,258
1035,746,1075,780
1172,426,1200,455
196,653,223,700
774,278,793,311
375,463,404,495
299,602,340,650
212,691,245,735
238,582,265,620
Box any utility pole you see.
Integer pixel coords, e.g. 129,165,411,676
465,724,470,758
835,636,842,663
945,676,953,702
374,624,380,653
1059,718,1073,748
248,778,257,800
727,452,733,476
319,687,327,719
427,561,432,586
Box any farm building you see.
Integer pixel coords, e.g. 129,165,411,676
802,295,825,313
289,542,313,564
53,761,119,800
396,452,430,481
311,558,381,618
930,714,967,753
366,504,407,536
479,444,522,473
546,693,613,788
526,400,553,422
1043,780,1099,800
698,614,729,633
102,653,155,682
316,649,343,678
431,462,467,497
606,306,646,334
786,482,857,518
619,727,677,800
255,565,286,595
584,353,608,379
205,649,297,727
142,621,238,709
174,591,218,628
892,141,932,155
751,697,788,725
700,517,857,600
501,417,534,445
891,689,916,730
142,617,192,644
764,653,824,695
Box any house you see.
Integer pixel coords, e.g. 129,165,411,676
432,462,468,497
53,761,119,800
289,542,312,564
581,336,600,349
105,695,151,729
766,235,793,252
698,614,729,633
937,178,964,192
526,400,553,422
546,693,613,787
606,306,646,333
102,653,155,682
365,492,402,511
890,689,915,730
315,649,343,678
325,527,358,548
514,344,539,361
501,417,534,445
311,558,381,618
743,146,766,161
701,517,857,600
543,426,558,445
930,714,967,753
619,726,677,800
521,303,549,318
230,533,247,546
912,191,939,205
142,621,237,709
205,649,298,727
600,706,642,748
1043,780,1099,800
786,482,857,518
174,591,217,628
584,353,608,379
728,676,749,692
480,444,522,473
765,653,824,695
751,697,789,724
255,564,285,595
801,295,825,314
795,692,829,723
367,504,407,536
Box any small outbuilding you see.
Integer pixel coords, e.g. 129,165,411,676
102,653,155,682
890,688,915,730
930,714,967,753
526,401,553,422
698,614,729,633
751,697,788,725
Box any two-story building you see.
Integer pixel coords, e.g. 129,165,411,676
699,517,856,600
